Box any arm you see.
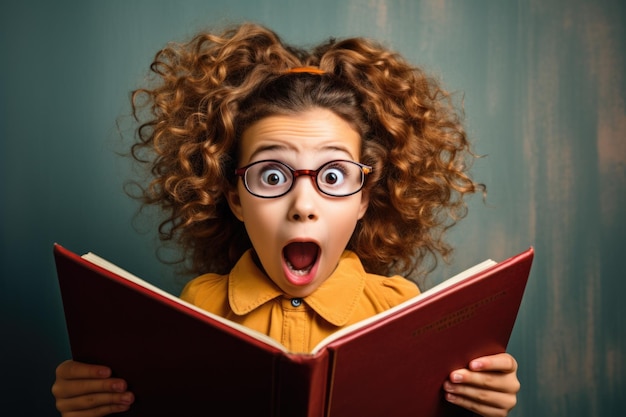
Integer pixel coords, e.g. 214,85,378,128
443,353,520,417
52,360,134,417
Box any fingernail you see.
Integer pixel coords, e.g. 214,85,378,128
112,382,125,392
120,393,134,405
446,392,458,403
452,373,463,383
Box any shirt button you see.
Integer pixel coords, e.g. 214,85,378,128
290,298,303,307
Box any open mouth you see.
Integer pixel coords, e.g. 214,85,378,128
282,241,320,284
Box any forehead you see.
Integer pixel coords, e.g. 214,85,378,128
238,108,362,164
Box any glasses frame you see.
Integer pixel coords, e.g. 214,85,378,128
234,159,373,199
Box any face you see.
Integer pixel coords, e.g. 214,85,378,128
227,108,369,298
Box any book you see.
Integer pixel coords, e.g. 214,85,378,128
53,243,534,417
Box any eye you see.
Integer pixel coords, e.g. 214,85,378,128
318,163,347,186
259,164,290,186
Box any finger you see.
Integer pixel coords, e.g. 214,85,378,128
59,404,132,417
60,400,133,417
52,377,128,399
56,360,112,380
444,389,513,417
56,392,134,415
468,353,518,373
448,368,520,394
444,380,517,409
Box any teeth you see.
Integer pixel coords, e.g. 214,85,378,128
286,260,313,276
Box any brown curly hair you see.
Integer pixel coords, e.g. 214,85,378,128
130,22,484,280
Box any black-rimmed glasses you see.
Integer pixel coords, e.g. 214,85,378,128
235,159,372,198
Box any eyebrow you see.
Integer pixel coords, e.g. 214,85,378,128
247,143,356,162
247,144,286,161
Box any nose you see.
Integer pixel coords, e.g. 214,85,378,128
287,175,319,221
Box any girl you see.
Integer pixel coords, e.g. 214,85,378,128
52,23,520,417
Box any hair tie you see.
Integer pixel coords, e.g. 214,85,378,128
285,66,325,75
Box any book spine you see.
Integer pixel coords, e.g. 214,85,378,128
275,351,329,417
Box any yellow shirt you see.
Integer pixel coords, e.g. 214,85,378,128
181,251,419,352
180,250,420,353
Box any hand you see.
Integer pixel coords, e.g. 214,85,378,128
443,353,520,417
52,360,134,417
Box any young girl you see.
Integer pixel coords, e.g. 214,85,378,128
52,23,520,417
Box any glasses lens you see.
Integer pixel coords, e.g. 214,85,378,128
245,161,293,197
317,161,364,197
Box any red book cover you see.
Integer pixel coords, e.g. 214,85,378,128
53,244,326,416
322,247,534,417
53,244,533,417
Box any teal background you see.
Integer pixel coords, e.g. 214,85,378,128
1,1,625,416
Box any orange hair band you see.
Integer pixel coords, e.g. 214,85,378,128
285,66,325,75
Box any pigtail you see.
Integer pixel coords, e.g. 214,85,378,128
313,38,483,279
130,24,302,274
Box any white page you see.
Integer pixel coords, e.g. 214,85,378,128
83,252,496,355
82,252,288,351
309,259,497,353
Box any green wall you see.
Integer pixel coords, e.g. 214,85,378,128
1,1,624,415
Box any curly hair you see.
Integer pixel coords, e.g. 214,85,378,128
130,22,484,280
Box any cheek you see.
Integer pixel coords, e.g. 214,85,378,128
328,200,365,240
240,199,277,239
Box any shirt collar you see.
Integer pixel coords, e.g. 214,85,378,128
228,251,283,315
228,250,367,326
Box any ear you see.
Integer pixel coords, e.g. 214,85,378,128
357,188,370,220
225,186,245,222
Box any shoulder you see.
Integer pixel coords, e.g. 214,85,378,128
362,272,420,309
340,251,420,310
180,272,229,306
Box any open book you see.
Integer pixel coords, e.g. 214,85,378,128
53,243,533,417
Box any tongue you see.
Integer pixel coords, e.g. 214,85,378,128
284,242,318,270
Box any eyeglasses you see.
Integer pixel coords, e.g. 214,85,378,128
234,159,372,198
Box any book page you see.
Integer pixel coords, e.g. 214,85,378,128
309,258,497,354
81,253,288,352
82,252,496,356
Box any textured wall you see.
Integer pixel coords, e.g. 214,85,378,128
1,1,624,415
